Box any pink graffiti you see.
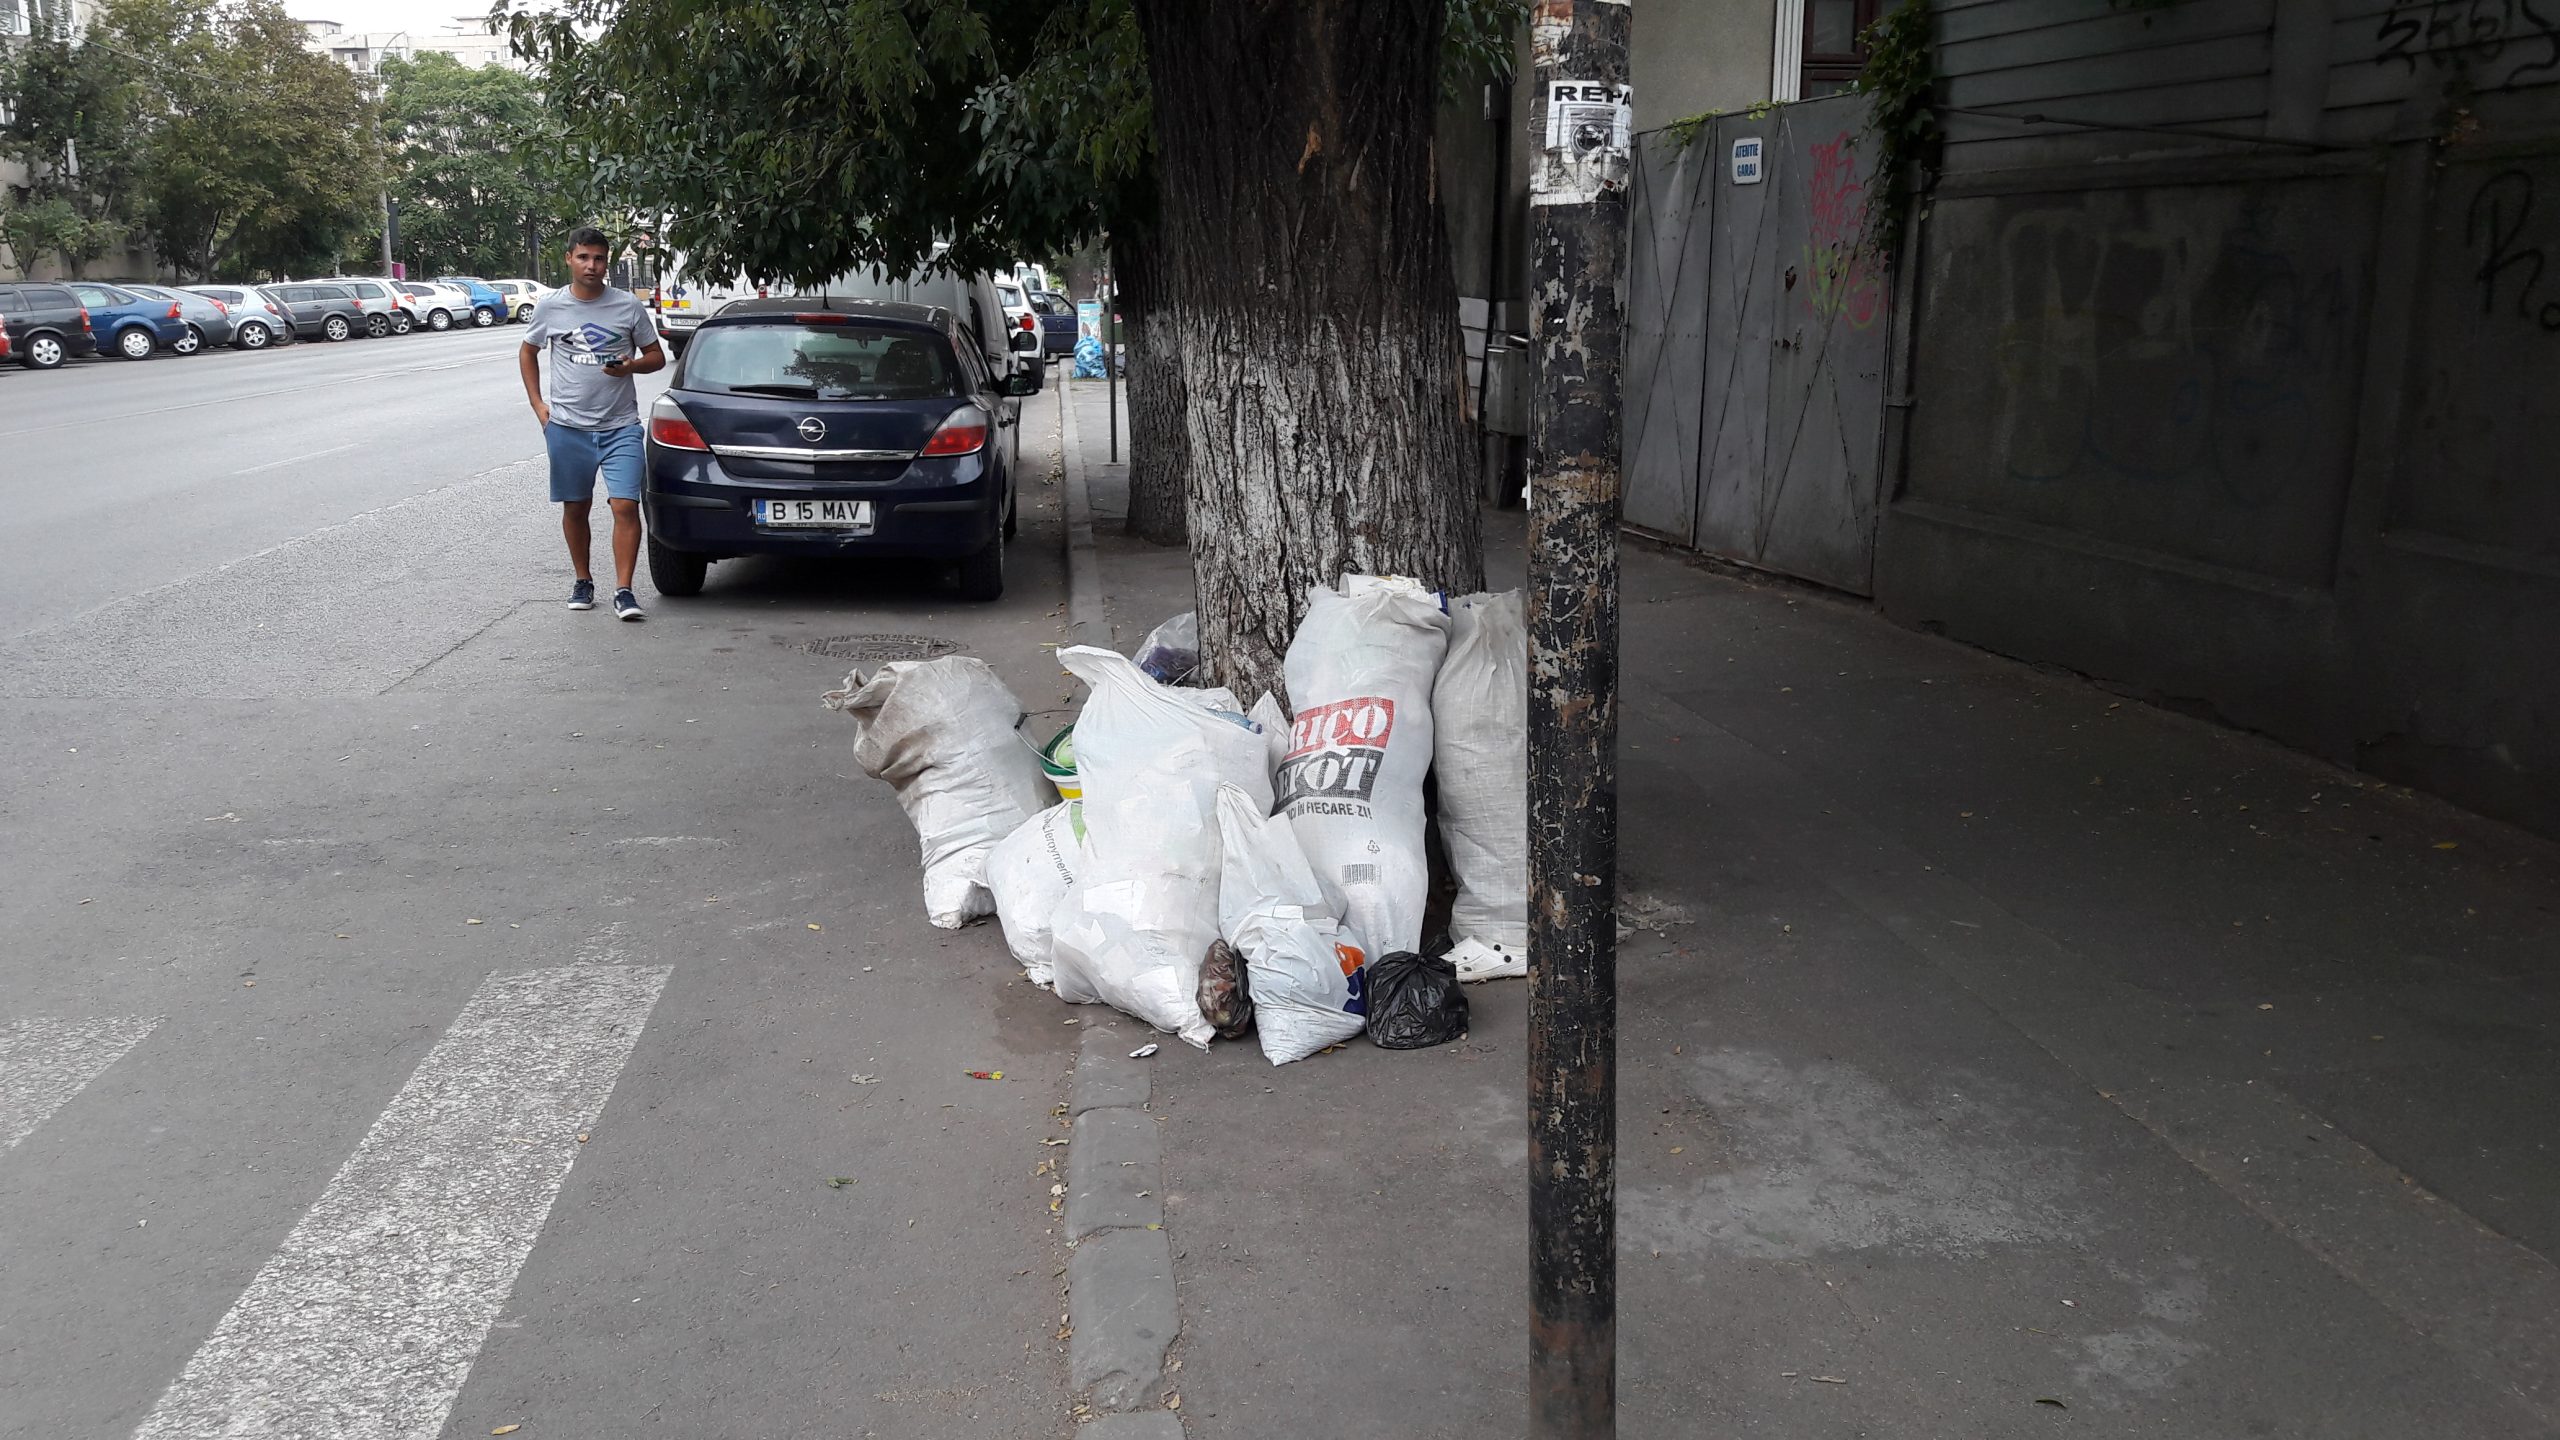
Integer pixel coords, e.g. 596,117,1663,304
1803,131,1883,329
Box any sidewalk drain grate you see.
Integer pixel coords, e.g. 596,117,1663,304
794,633,965,662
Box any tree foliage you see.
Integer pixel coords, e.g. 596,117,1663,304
0,0,379,279
0,0,147,276
497,0,1517,285
376,51,579,280
497,0,1108,286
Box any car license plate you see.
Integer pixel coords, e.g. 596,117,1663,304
756,498,873,530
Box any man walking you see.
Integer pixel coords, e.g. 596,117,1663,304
518,226,666,619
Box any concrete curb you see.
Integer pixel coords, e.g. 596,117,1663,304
1057,383,1108,650
1062,1023,1183,1428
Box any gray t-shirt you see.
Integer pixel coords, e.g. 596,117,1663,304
522,287,661,431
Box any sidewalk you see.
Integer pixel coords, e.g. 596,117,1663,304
1053,386,2560,1438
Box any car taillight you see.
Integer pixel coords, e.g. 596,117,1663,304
791,312,854,324
1019,313,1035,330
649,286,661,310
920,405,990,457
211,299,229,314
78,308,91,332
648,398,708,451
167,302,183,319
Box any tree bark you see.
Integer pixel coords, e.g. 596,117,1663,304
1113,225,1189,547
1132,0,1484,705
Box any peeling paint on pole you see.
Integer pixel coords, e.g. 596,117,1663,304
1526,1,1629,1436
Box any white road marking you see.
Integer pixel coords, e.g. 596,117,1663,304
132,964,671,1440
231,442,360,476
0,1016,161,1151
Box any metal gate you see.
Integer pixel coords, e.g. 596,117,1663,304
1625,94,1893,595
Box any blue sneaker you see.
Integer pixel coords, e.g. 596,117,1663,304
614,588,646,621
567,578,596,610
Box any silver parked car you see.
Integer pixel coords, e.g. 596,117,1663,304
185,285,295,349
118,282,239,354
392,280,474,332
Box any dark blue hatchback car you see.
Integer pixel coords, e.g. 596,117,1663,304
641,298,1041,600
66,281,187,360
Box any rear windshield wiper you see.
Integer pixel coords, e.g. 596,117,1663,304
723,382,822,397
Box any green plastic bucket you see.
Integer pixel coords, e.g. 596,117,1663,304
1040,726,1080,801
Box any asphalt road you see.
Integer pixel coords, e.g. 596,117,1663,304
0,325,562,635
0,333,1084,1438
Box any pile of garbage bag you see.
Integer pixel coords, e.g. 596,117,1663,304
827,575,1527,1065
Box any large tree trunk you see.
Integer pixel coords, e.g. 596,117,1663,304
1133,0,1484,705
1113,225,1189,547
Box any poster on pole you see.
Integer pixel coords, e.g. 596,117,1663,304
1531,79,1631,206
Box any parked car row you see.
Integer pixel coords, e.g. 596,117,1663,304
0,274,554,369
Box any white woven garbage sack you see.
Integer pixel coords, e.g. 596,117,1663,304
1433,590,1530,964
1046,645,1274,1047
1214,784,1367,1065
1279,574,1452,959
986,801,1085,985
823,657,1056,929
1248,692,1290,784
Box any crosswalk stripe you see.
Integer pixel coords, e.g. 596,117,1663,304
0,1016,161,1151
132,964,672,1440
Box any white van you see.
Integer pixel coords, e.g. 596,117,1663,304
795,264,1041,385
653,258,763,353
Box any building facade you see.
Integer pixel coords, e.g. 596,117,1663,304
1463,0,2560,836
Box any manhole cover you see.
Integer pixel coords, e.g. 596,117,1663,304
794,633,966,662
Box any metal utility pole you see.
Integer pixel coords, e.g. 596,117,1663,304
1524,2,1631,1436
1104,267,1120,465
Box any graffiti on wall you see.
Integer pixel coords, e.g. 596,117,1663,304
2372,0,2560,86
2466,168,2560,330
1800,132,1885,330
1988,195,2352,509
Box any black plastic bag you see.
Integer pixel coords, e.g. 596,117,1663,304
1364,950,1468,1049
1198,938,1256,1041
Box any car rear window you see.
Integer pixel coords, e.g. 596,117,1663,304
684,321,957,401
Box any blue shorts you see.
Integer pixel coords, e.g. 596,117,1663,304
545,421,645,503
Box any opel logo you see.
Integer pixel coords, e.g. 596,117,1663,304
797,416,827,444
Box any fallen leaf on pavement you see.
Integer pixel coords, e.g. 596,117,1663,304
2036,1397,2068,1409
848,1073,880,1084
1807,1375,1847,1384
466,918,484,925
967,1070,1004,1080
825,1176,858,1188
807,923,823,931
2435,841,2459,850
492,1427,521,1436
